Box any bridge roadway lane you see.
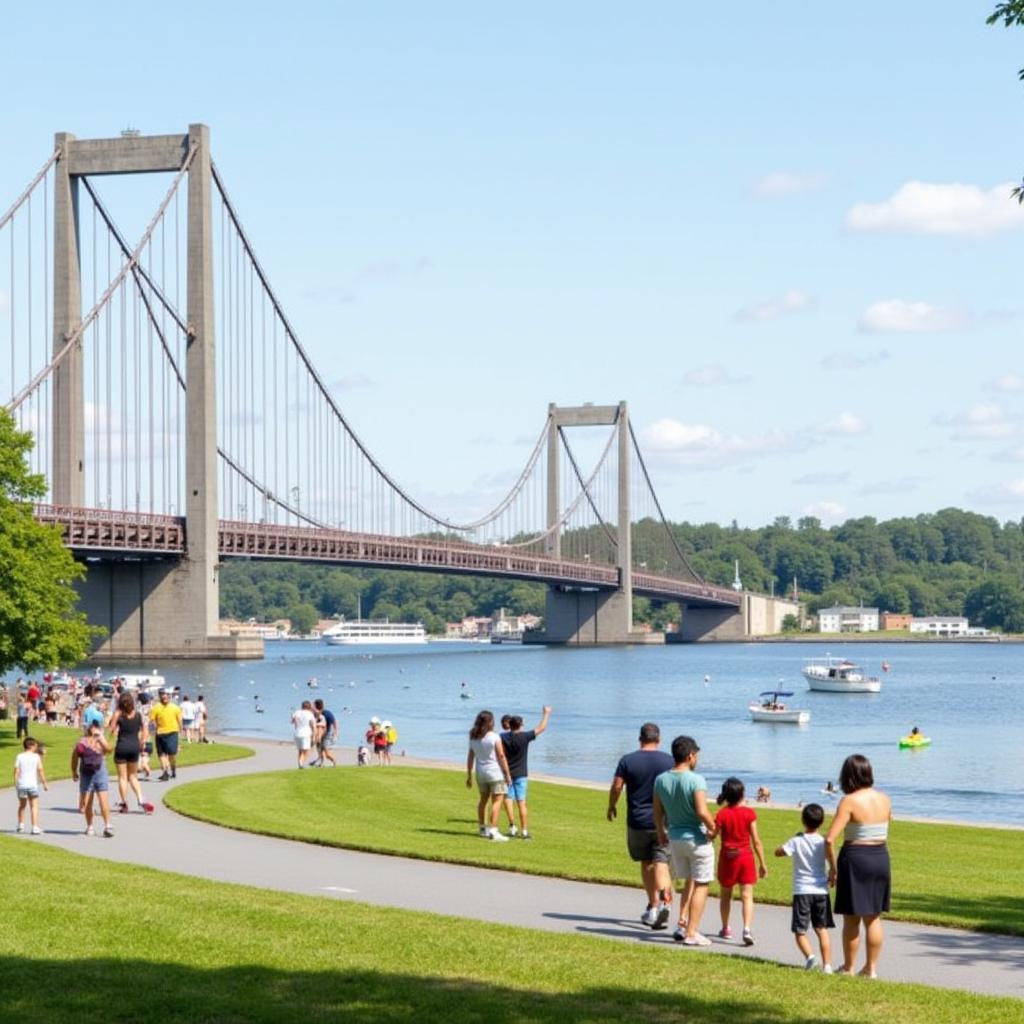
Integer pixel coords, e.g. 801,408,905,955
20,739,1023,1001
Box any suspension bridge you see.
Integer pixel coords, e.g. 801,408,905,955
1,125,794,659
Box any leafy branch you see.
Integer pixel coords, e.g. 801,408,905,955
988,1,1024,201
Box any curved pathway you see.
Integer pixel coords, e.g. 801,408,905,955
18,738,1023,1000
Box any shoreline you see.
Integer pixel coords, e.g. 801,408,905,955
216,732,1024,833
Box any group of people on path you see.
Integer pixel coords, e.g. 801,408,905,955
290,699,339,768
13,686,197,839
609,721,892,976
466,706,551,841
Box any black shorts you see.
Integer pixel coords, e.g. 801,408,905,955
791,894,835,933
626,827,670,864
156,733,179,757
114,747,140,765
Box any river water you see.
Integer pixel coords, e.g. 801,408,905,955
60,639,1019,827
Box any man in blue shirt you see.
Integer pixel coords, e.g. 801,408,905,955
654,735,717,946
312,699,337,767
82,695,105,730
608,722,675,929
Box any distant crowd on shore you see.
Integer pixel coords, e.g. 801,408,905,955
12,683,206,840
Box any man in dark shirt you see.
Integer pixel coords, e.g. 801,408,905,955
500,706,551,839
312,699,337,767
608,721,674,929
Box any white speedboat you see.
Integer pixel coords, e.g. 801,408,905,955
749,691,810,724
803,656,881,693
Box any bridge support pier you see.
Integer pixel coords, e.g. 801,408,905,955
526,586,662,646
672,593,801,642
76,560,262,661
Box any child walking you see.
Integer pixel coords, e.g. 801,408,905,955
774,802,835,972
14,737,49,834
714,776,767,944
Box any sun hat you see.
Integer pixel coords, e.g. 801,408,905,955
370,716,381,724
382,720,392,728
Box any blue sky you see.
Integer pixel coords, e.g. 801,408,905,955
3,2,1023,526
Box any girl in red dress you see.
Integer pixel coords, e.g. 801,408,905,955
715,777,768,944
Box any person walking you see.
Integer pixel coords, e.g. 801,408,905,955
312,699,337,766
607,722,674,930
653,735,717,945
500,706,551,839
180,694,197,743
291,700,316,768
14,737,48,834
194,695,208,743
466,710,512,842
149,689,183,782
71,722,115,837
825,754,892,978
108,692,154,814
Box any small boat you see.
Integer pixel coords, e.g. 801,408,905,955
899,733,931,749
803,656,881,693
749,691,810,724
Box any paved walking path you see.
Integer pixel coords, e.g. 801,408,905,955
18,739,1023,1001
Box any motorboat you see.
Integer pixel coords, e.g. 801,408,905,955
803,656,881,693
749,691,810,724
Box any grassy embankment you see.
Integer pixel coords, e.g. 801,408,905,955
0,836,1020,1024
0,720,252,784
167,766,1023,937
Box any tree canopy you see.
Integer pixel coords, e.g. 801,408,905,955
0,409,99,674
988,1,1024,201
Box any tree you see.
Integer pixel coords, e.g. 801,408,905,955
988,2,1024,201
964,576,1024,632
0,409,99,673
286,602,319,635
781,613,801,633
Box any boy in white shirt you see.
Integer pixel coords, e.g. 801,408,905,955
775,802,834,971
14,737,48,835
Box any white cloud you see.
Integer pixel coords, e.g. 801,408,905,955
858,476,925,496
970,479,1024,505
640,417,808,468
989,372,1024,394
737,289,815,322
936,402,1020,441
820,349,889,371
820,412,868,436
681,364,748,387
993,446,1024,463
793,471,849,486
752,171,827,198
844,181,1024,237
801,501,846,524
330,373,376,392
858,299,969,334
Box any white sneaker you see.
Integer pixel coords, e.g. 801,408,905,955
640,906,659,927
508,825,518,837
478,825,489,838
487,828,509,842
31,826,42,835
15,823,24,833
823,964,834,975
85,826,95,836
805,955,818,971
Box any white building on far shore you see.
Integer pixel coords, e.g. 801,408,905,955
910,616,969,637
817,606,880,633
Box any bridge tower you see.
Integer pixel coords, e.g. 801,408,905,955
52,125,256,659
537,402,653,645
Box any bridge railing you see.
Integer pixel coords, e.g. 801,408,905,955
34,504,185,552
632,570,743,606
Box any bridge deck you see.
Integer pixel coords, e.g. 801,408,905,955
36,505,741,609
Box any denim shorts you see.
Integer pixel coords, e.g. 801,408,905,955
16,786,39,800
79,769,109,795
508,777,528,801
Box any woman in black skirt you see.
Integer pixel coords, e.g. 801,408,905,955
825,754,892,977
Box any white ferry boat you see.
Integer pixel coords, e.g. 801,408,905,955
802,656,881,693
323,620,427,646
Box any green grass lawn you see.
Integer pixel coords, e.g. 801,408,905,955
0,719,252,785
0,836,1019,1024
167,766,1024,937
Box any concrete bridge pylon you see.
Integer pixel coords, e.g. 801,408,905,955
52,124,259,660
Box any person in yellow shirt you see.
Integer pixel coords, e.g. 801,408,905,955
149,689,183,781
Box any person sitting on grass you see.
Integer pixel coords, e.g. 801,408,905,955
775,802,835,972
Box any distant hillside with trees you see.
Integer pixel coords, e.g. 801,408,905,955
219,507,1024,634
